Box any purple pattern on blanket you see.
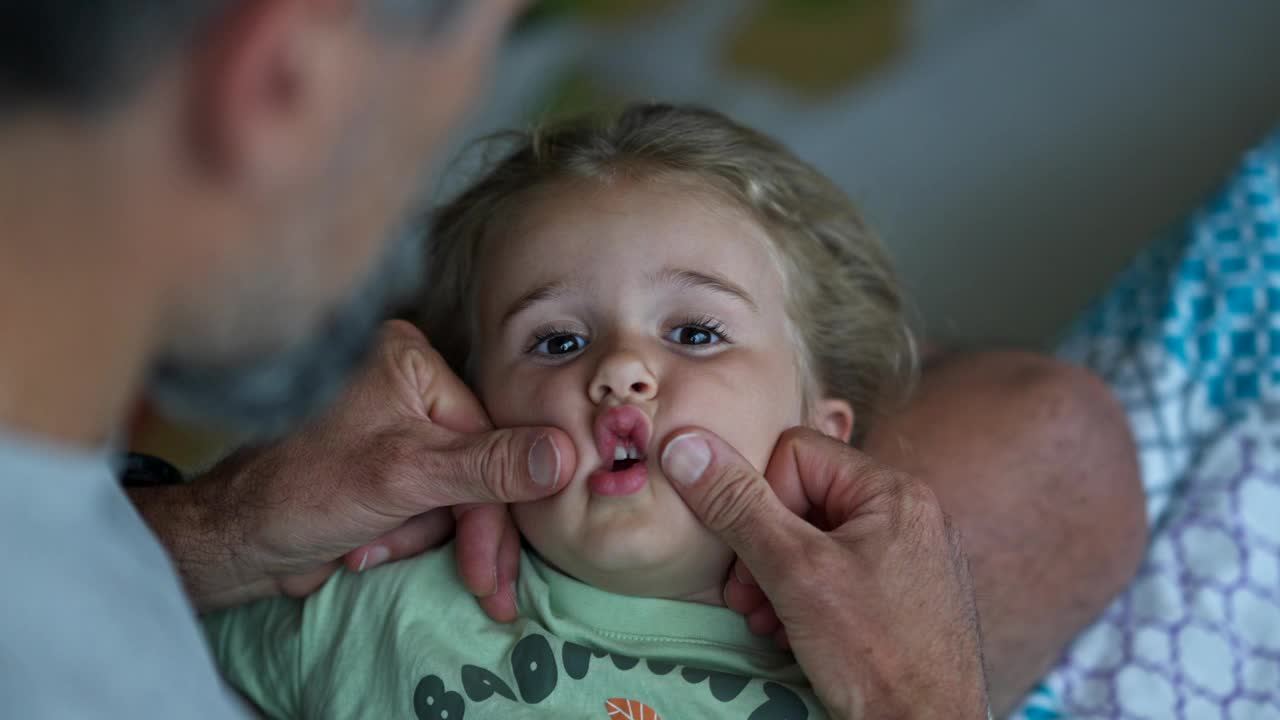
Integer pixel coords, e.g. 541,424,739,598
1054,435,1279,718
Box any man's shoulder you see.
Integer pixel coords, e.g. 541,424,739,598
0,431,247,718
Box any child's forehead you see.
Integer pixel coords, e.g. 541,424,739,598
485,175,775,270
473,177,793,318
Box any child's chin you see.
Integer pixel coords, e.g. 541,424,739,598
578,531,681,573
558,533,730,597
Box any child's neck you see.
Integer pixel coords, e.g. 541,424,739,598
531,546,728,607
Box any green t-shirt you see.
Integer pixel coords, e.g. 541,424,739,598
204,542,824,719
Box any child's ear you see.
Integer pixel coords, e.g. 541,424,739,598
814,398,855,444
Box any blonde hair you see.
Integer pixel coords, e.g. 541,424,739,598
416,103,917,438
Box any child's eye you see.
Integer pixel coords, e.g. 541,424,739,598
669,326,721,346
665,317,731,348
530,332,588,356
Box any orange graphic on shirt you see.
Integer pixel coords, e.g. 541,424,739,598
605,697,661,720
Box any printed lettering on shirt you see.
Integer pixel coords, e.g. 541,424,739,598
411,633,811,719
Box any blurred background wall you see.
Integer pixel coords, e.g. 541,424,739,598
453,0,1280,346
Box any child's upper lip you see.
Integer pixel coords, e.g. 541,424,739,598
592,404,653,469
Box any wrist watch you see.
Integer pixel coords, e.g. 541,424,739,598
119,452,185,487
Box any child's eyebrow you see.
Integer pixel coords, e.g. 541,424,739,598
651,268,759,312
498,269,757,327
500,280,573,327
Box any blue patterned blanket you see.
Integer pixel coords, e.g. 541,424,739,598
1014,128,1280,719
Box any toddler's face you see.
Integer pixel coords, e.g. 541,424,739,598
473,178,811,602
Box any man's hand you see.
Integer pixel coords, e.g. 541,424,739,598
132,320,576,616
659,427,988,719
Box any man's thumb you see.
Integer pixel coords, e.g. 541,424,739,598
660,429,806,574
429,427,577,506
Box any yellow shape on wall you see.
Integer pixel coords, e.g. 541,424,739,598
723,0,910,98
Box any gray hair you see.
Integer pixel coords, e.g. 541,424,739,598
0,0,462,112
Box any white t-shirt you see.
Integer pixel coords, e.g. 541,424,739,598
0,431,247,718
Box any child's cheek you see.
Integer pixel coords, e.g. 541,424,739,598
714,354,799,464
484,365,588,437
510,499,552,543
526,369,585,425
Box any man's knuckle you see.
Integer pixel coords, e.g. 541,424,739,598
908,481,946,527
419,344,451,383
415,347,442,389
463,433,496,487
471,431,521,498
864,470,937,536
895,475,933,507
775,426,810,452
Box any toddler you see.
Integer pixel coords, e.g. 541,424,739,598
205,103,917,720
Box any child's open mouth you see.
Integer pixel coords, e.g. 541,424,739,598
611,440,644,472
590,405,652,497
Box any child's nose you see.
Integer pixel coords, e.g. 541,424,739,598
588,350,658,405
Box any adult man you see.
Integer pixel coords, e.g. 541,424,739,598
0,1,1143,717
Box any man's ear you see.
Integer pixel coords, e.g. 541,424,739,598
190,0,355,186
814,397,855,444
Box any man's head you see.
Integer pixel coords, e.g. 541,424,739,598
0,0,523,437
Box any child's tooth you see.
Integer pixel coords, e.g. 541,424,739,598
627,446,639,460
614,446,627,461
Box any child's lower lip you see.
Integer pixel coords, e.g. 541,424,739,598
587,462,648,496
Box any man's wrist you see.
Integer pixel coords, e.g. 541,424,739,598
129,459,277,612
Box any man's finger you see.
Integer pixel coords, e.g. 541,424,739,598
482,518,522,623
723,573,769,616
345,509,456,572
659,428,813,588
276,561,340,599
453,503,508,597
413,425,577,507
747,605,782,637
454,502,524,623
774,626,791,651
